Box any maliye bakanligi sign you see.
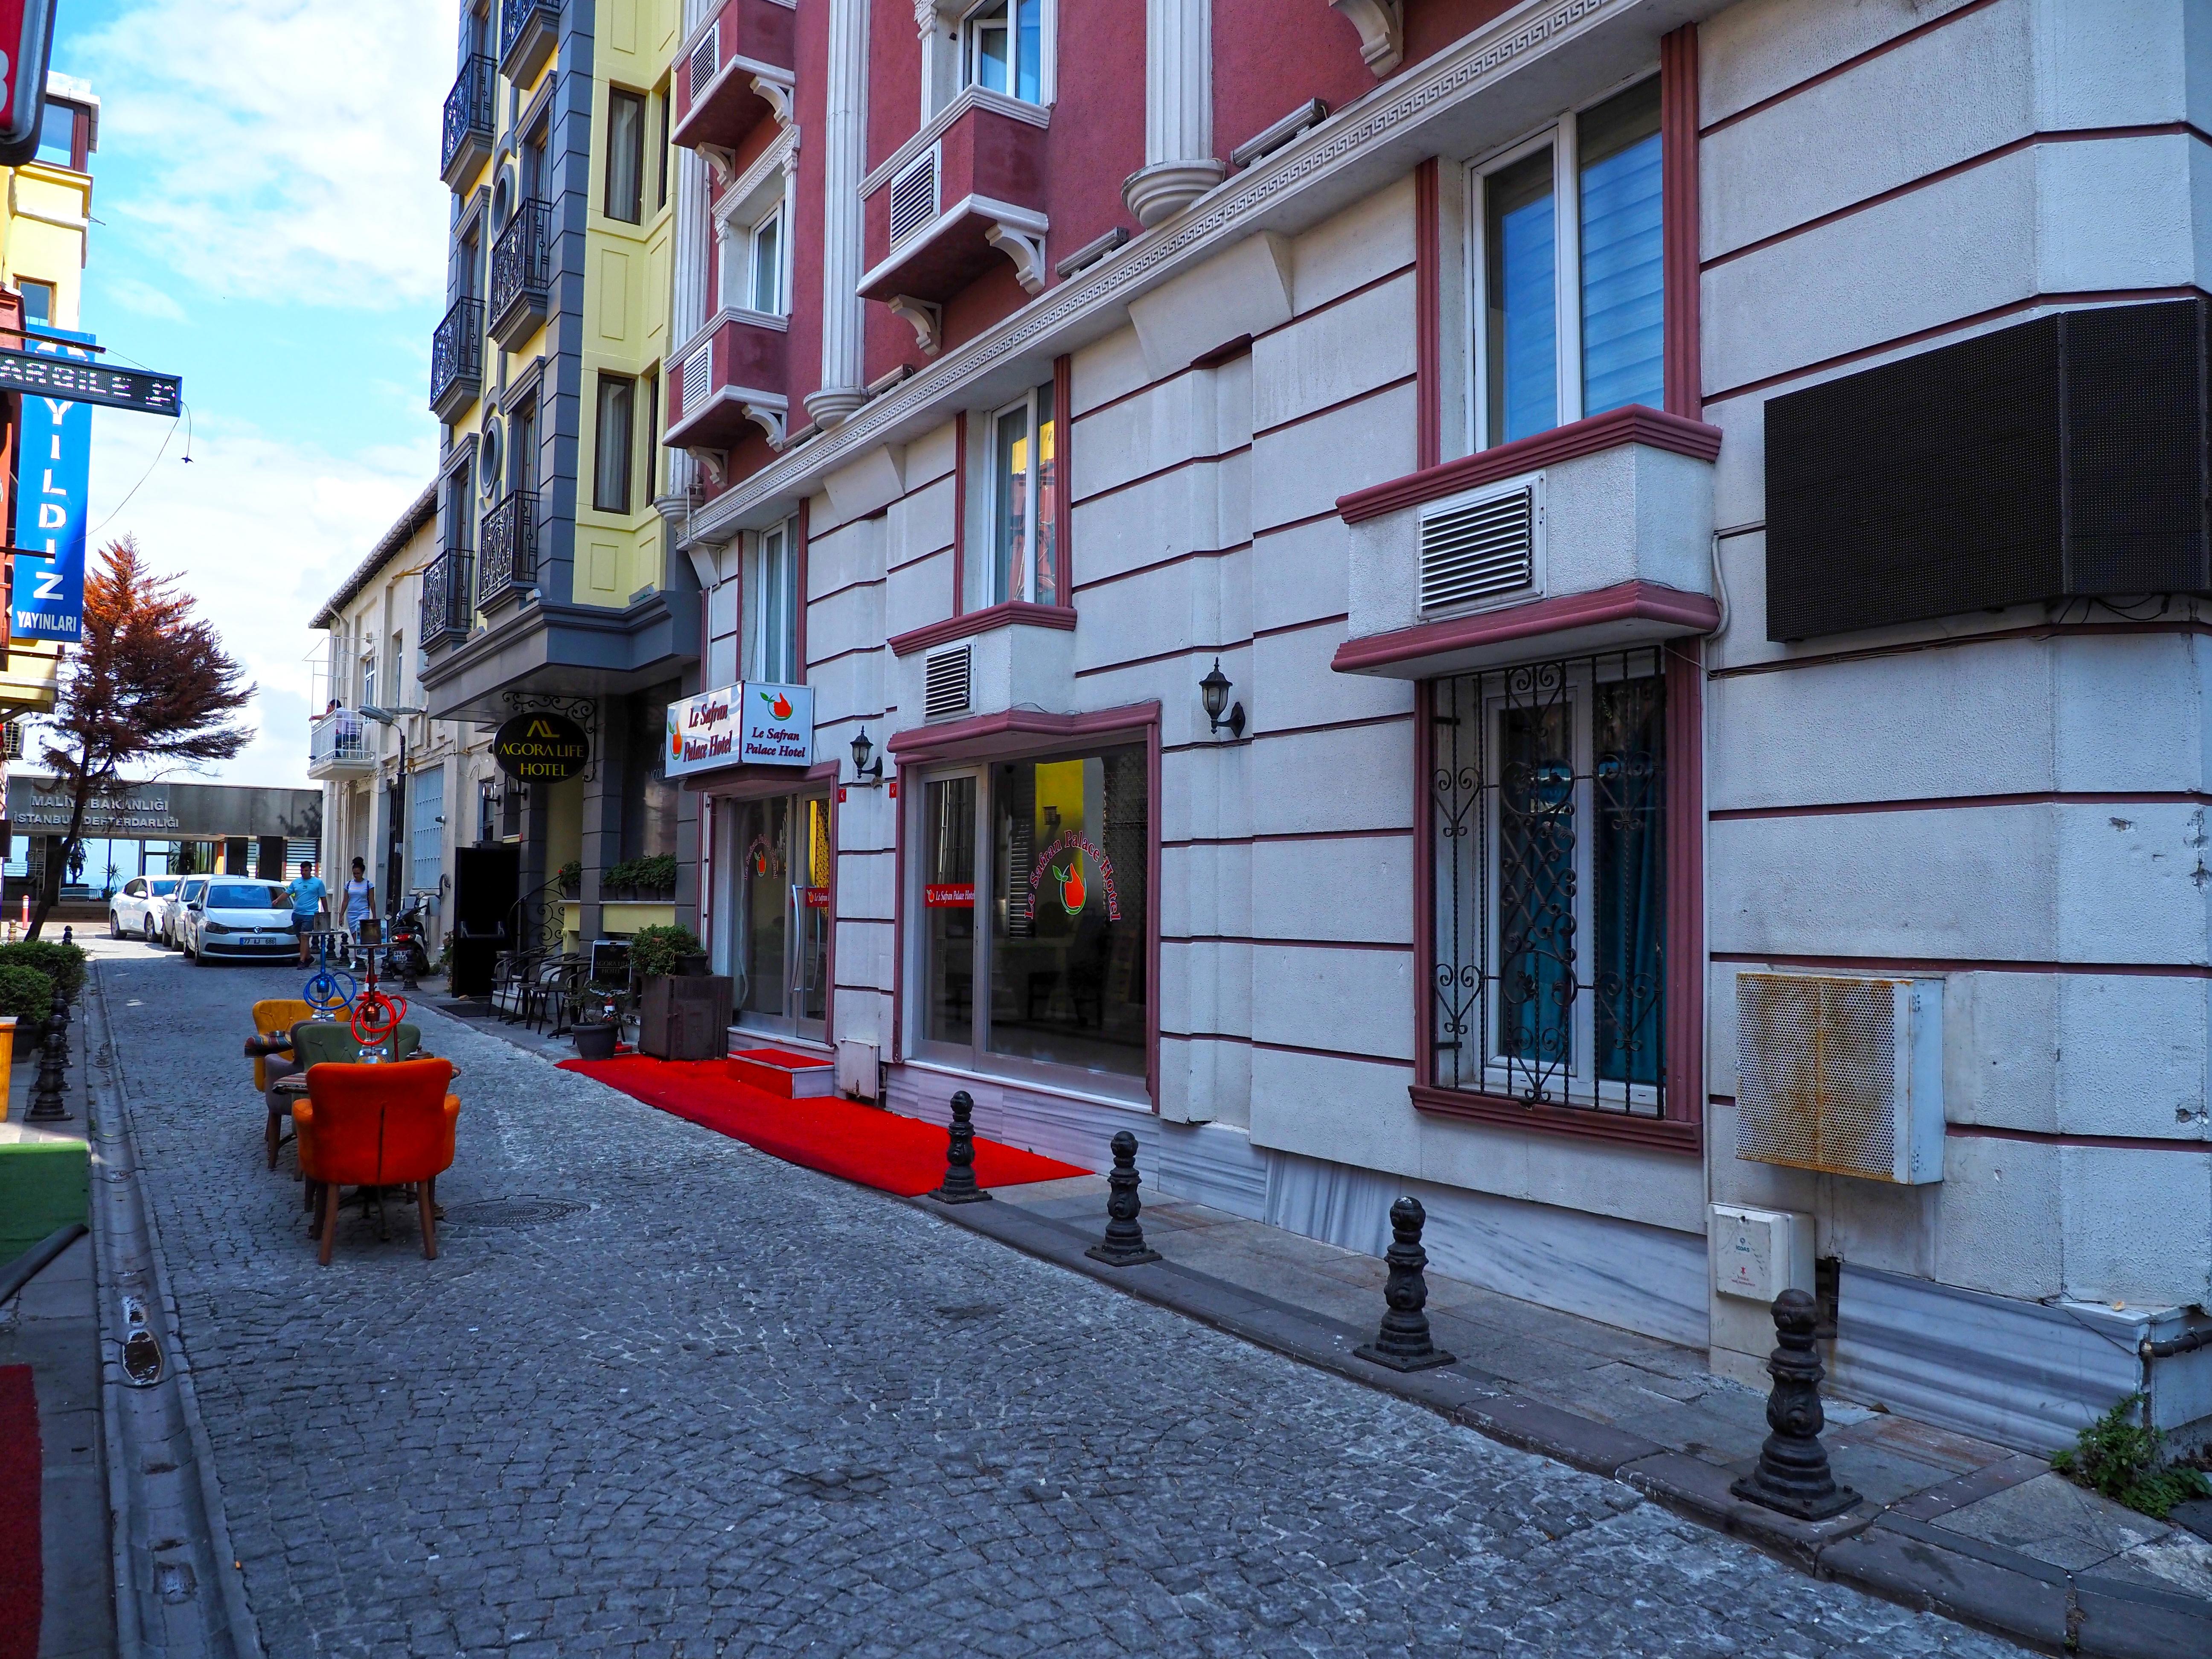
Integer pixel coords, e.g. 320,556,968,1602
666,681,814,777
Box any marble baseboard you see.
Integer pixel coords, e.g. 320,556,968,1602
1831,1265,2163,1453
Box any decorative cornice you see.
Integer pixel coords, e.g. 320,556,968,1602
1336,404,1721,524
888,600,1078,658
693,0,1631,539
1330,579,1720,676
673,304,787,371
888,698,1162,758
861,84,1052,198
715,122,795,220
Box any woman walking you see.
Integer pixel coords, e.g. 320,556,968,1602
342,857,377,946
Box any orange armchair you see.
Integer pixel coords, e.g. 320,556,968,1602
249,999,316,1092
294,1059,460,1266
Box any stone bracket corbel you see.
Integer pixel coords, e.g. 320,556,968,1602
686,446,728,487
1332,0,1403,77
743,398,789,447
985,221,1048,295
887,294,943,355
699,143,738,191
751,75,795,130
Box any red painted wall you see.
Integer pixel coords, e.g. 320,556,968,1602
1214,0,1372,162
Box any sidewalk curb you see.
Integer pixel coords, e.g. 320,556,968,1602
909,1187,2212,1659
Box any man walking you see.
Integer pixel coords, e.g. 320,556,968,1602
286,859,327,966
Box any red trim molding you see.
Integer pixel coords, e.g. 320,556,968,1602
1331,579,1720,675
683,759,839,798
1660,25,1701,417
1414,157,1441,471
1336,404,1721,524
887,599,1078,658
887,698,1163,760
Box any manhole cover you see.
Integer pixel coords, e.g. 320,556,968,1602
444,1199,590,1228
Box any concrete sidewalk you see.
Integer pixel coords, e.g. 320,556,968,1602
930,1170,2212,1659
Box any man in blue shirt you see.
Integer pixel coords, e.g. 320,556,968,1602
285,860,327,965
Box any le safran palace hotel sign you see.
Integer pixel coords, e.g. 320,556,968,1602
667,683,815,778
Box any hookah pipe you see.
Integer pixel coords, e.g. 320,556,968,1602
348,936,408,1058
302,931,357,1021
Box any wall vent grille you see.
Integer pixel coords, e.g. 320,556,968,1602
923,645,970,720
688,29,719,100
1734,972,1945,1185
1418,484,1536,612
681,343,711,415
889,148,940,247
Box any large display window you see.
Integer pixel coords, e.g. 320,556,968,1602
913,742,1149,1090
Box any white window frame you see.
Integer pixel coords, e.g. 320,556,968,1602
360,648,377,711
745,200,786,315
1465,73,1662,455
982,386,1054,607
743,518,799,684
955,0,1054,108
715,142,796,320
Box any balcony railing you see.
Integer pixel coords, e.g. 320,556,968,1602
419,548,475,651
441,53,496,185
489,198,553,348
500,0,560,83
308,708,376,777
477,490,539,610
430,297,483,420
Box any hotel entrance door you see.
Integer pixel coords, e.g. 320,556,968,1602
729,792,830,1045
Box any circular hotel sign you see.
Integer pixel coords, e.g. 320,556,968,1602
492,712,590,782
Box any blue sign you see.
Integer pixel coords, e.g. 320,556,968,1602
12,326,92,643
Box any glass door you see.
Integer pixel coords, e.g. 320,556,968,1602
730,791,831,1045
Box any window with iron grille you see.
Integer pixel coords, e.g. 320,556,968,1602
1430,648,1666,1118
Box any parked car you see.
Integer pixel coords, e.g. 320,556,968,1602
157,876,206,949
110,875,181,941
178,879,298,964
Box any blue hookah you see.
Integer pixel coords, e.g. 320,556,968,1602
302,931,357,1020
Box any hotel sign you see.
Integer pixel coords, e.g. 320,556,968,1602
0,346,180,416
666,681,814,777
492,712,590,782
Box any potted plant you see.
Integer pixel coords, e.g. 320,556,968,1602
571,982,623,1061
629,924,724,1059
557,860,582,899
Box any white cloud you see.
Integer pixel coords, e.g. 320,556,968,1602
78,0,452,308
76,406,437,787
99,274,187,321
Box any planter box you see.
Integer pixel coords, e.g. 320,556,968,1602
639,974,733,1061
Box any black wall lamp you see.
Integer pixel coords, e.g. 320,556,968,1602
1199,658,1245,740
849,726,885,787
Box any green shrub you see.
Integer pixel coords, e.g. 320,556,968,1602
605,854,678,894
0,940,86,1000
0,963,56,1024
627,923,704,981
2051,1394,2212,1519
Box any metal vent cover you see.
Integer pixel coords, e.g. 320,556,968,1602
1419,483,1537,613
1734,972,1944,1185
889,148,940,247
923,645,970,720
681,343,711,415
688,29,719,99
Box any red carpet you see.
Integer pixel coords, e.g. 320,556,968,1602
0,1365,38,1659
559,1055,1088,1196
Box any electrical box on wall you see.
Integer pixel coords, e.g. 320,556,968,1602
1711,1204,1816,1303
835,1039,879,1103
1735,972,1946,1184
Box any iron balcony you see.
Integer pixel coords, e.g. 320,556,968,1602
419,548,475,652
307,708,376,780
477,489,539,611
441,52,495,188
489,198,553,350
500,0,560,85
430,298,484,421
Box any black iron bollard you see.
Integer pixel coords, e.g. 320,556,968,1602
1730,1288,1861,1520
23,990,72,1123
1085,1130,1162,1266
1354,1196,1455,1372
926,1091,992,1204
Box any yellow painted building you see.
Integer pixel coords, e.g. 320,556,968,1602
413,1,698,953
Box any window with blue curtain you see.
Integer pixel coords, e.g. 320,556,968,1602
1579,78,1665,418
1484,148,1558,445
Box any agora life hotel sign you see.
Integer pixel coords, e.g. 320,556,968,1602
667,683,814,777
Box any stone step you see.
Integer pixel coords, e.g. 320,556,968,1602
726,1044,834,1098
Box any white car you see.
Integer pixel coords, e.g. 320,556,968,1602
178,879,300,963
110,875,182,941
156,876,204,948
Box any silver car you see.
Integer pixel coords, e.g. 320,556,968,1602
178,879,300,963
156,876,204,948
110,874,180,941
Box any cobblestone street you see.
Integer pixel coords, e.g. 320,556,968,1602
99,946,2027,1658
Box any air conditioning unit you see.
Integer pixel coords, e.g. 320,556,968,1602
1735,972,1945,1184
1417,478,1540,613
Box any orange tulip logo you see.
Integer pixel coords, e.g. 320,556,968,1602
1054,853,1087,916
761,690,793,719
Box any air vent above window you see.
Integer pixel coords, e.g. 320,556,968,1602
688,29,719,100
681,343,710,415
1418,483,1538,613
923,644,970,720
889,148,940,247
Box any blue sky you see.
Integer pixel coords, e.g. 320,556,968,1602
49,0,454,785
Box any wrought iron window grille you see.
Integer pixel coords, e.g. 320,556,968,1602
1430,647,1667,1120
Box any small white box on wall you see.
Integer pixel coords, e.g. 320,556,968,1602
835,1040,880,1102
1711,1204,1815,1304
